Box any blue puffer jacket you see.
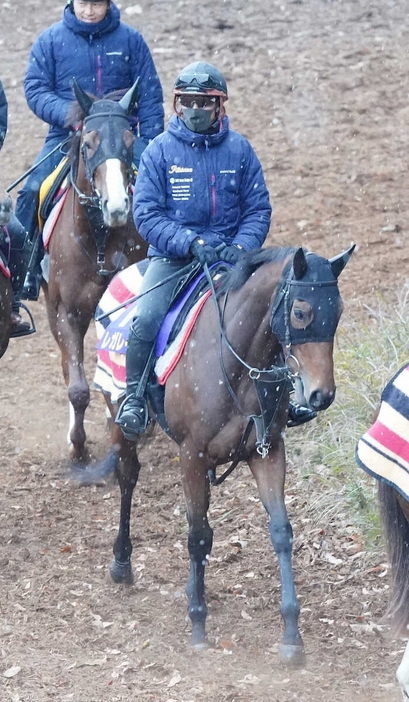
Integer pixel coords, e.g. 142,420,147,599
133,115,272,259
0,79,7,149
24,2,164,143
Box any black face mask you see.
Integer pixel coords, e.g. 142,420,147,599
181,108,218,134
271,254,342,346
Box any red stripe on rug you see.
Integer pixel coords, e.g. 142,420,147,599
368,420,409,464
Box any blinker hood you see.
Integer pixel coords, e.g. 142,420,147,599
271,254,342,346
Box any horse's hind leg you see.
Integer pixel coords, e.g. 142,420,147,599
110,426,141,585
249,443,305,667
180,444,213,647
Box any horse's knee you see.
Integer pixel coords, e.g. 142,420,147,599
68,383,90,410
269,520,293,554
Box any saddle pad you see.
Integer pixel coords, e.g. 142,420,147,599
94,262,211,401
38,156,69,230
42,189,70,250
0,226,10,278
356,363,409,501
0,256,10,279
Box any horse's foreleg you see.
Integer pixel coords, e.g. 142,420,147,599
50,304,91,463
110,427,141,585
249,443,305,667
180,443,213,647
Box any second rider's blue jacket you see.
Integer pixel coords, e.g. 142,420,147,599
133,114,272,259
24,2,164,143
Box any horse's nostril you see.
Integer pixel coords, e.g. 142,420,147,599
309,390,335,411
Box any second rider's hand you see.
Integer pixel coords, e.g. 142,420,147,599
219,244,245,264
190,238,219,266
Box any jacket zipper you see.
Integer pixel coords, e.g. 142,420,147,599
211,173,216,216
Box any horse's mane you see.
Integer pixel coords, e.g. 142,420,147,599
216,246,297,295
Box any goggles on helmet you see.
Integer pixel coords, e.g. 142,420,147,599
177,94,218,109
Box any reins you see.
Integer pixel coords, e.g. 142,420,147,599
203,262,296,486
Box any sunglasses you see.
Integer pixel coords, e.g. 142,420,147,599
177,95,218,109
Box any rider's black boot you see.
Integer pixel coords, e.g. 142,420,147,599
8,232,36,338
115,334,155,441
21,229,43,301
287,400,317,428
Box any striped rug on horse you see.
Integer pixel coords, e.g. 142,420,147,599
356,363,409,501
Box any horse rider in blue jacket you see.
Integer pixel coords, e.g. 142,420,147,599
13,0,164,302
116,61,318,440
0,78,33,336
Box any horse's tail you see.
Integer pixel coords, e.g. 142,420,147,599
72,449,119,486
379,481,409,636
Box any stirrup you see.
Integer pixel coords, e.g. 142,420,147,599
21,270,41,301
10,302,36,338
115,395,148,441
287,401,317,428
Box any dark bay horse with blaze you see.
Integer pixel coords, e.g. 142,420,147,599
43,81,147,463
91,244,355,664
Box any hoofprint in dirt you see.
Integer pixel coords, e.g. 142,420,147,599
0,0,408,700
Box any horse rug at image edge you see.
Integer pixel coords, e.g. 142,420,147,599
356,363,409,501
94,263,211,402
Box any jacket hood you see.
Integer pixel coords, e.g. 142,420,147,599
167,114,230,147
63,1,120,38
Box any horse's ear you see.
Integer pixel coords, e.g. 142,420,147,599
71,77,94,116
118,78,140,114
329,243,356,278
292,247,308,280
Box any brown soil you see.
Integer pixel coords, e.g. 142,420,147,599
0,1,408,700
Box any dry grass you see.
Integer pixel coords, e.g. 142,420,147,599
287,283,409,551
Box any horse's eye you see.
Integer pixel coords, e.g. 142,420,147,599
290,300,313,329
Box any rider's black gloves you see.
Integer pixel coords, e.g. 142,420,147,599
219,244,245,264
190,238,219,266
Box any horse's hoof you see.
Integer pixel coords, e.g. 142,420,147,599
69,443,90,465
192,641,210,651
190,624,208,649
279,642,306,668
109,558,134,585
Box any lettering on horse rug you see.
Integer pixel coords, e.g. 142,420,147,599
88,244,354,664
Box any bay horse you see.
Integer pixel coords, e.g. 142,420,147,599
90,244,354,664
0,192,14,358
356,363,409,699
43,80,147,463
0,262,11,360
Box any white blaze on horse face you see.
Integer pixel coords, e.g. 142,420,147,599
101,158,130,227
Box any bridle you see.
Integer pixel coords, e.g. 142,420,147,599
203,257,341,482
69,110,135,276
